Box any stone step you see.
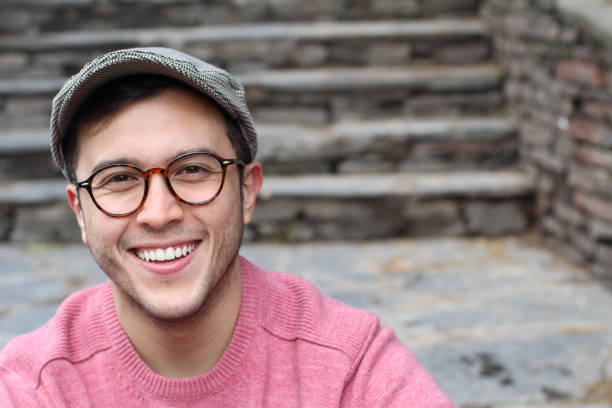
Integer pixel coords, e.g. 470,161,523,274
1,0,482,34
0,19,488,77
0,64,505,128
0,117,517,180
0,170,534,242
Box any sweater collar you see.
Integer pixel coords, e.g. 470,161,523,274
101,256,260,400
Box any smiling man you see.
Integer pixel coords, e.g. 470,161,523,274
0,48,454,407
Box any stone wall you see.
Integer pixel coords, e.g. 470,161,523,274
482,0,612,283
1,0,481,34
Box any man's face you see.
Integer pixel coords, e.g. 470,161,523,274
66,88,261,321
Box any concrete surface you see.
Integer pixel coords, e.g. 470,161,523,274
0,235,611,407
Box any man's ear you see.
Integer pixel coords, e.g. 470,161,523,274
241,163,263,225
66,184,88,245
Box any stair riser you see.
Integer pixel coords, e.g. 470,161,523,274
0,140,517,181
1,0,481,34
0,195,532,243
0,89,504,130
0,37,489,79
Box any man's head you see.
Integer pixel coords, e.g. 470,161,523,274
62,73,252,186
51,48,263,323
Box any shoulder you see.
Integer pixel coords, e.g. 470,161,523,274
0,282,112,385
250,261,379,361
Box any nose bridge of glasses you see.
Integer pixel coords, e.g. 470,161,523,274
142,167,177,200
143,167,166,179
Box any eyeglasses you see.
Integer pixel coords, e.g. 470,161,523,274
76,151,245,217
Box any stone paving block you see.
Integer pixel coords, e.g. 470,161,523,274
0,304,58,336
420,332,612,406
0,277,65,309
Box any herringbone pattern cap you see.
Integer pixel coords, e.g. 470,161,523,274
50,47,258,177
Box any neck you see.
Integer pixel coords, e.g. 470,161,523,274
114,259,243,378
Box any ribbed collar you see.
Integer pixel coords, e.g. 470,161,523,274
100,256,260,401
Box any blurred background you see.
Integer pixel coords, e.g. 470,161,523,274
1,0,612,406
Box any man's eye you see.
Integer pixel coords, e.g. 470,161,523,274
98,173,140,189
109,174,134,183
183,165,208,174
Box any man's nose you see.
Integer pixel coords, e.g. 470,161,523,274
135,173,184,229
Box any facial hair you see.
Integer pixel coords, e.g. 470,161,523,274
84,209,244,325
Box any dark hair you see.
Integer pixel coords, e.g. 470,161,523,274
62,74,251,184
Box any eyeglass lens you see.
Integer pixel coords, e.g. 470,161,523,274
90,153,224,215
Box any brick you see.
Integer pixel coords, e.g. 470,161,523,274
569,117,612,147
371,0,419,16
542,215,565,239
338,159,395,174
303,199,378,221
252,199,301,223
0,205,12,241
554,201,586,227
535,191,553,215
291,43,328,67
12,203,81,243
557,131,574,158
574,144,612,171
529,149,565,173
583,101,612,122
365,43,411,65
421,0,479,15
574,191,612,223
252,107,327,126
520,121,555,147
433,42,489,64
465,200,529,235
0,53,28,70
536,173,555,194
595,242,612,264
403,200,464,236
405,92,504,115
588,217,612,240
557,60,606,88
312,218,399,240
567,164,612,193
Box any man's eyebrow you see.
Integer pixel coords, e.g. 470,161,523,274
172,146,225,159
89,157,141,175
87,146,226,175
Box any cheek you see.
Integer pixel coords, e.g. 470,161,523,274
83,207,129,248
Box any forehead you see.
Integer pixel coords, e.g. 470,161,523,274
73,88,232,174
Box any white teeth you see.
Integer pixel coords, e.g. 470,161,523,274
136,243,196,263
165,247,175,261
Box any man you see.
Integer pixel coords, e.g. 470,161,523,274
0,47,454,406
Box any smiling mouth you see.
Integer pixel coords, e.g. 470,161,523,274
133,241,199,263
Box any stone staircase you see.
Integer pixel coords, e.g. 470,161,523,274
0,0,534,243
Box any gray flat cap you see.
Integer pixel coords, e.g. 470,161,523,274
50,47,257,177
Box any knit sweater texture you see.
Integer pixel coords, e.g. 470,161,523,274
0,257,454,407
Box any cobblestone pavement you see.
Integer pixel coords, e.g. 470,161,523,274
0,235,611,407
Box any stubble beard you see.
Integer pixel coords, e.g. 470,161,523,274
85,211,244,326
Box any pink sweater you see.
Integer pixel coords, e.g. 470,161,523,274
0,257,454,407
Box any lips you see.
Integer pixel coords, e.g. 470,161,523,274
130,240,201,276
